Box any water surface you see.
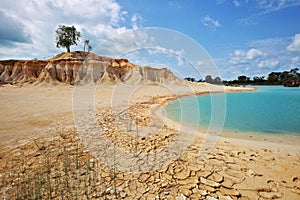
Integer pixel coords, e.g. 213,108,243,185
165,86,300,135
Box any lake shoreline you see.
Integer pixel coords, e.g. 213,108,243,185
162,85,300,148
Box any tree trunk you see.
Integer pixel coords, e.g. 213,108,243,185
67,46,70,52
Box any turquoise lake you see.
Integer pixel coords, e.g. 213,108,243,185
165,86,300,135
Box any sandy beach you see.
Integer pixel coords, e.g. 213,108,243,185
0,82,299,199
1,0,300,199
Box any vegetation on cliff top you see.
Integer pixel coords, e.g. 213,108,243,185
55,25,81,53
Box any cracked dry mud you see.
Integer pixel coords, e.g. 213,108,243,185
0,84,299,199
1,103,300,200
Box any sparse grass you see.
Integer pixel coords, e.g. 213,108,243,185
0,131,114,199
0,108,178,199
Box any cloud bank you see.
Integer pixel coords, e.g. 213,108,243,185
0,0,136,59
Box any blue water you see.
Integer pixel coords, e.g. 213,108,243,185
165,86,300,135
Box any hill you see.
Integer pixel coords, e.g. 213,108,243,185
0,51,179,85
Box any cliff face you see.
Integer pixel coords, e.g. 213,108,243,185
0,52,179,85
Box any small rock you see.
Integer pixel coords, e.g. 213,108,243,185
208,172,224,183
120,191,127,198
161,180,169,188
200,177,220,187
181,188,192,197
177,176,199,186
175,193,187,200
189,193,202,199
110,188,116,195
192,188,208,196
154,178,161,183
105,187,112,194
199,184,216,193
174,168,190,180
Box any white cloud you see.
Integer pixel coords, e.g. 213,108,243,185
147,46,185,66
207,33,300,80
97,30,153,57
257,0,300,12
149,46,185,57
258,60,279,68
228,47,281,71
216,0,248,7
287,33,300,52
222,34,300,79
229,48,263,64
229,50,245,64
201,15,221,30
131,13,143,30
292,56,300,63
246,48,263,59
0,0,131,59
233,0,242,7
240,0,300,25
234,50,245,57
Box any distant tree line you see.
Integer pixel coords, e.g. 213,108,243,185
184,75,223,85
224,68,299,85
184,68,299,86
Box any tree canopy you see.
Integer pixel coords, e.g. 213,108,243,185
205,75,223,85
223,68,299,85
55,25,81,52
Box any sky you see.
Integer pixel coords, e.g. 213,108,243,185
0,0,300,80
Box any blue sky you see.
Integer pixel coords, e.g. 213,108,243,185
0,0,300,79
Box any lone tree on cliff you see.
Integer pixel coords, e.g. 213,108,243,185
55,25,81,52
83,39,92,52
